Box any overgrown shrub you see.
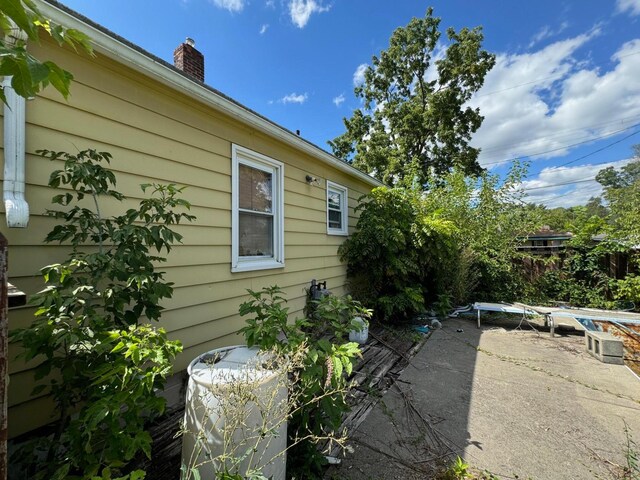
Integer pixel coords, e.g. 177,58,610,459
340,166,539,324
338,187,457,323
522,235,627,309
616,274,640,309
238,286,363,478
10,149,195,479
425,164,539,303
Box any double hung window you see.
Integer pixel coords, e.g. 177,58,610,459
232,145,284,272
326,181,348,235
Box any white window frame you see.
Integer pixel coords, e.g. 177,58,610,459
231,144,285,272
326,181,348,236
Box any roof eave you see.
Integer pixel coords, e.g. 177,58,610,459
36,0,383,188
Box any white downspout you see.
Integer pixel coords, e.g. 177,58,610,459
3,27,29,228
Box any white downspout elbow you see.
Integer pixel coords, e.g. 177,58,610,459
3,28,29,228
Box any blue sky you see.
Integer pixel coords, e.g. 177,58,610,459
58,0,640,207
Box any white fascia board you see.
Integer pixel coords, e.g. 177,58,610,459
37,0,383,189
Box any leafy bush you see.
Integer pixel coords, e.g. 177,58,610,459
10,149,195,479
338,187,457,323
424,163,539,303
523,240,622,309
616,274,640,309
238,286,363,478
308,294,373,340
432,293,453,318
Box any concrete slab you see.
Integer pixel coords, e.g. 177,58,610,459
327,317,640,479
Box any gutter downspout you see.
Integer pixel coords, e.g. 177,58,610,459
3,26,29,228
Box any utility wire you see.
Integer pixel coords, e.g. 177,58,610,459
482,122,640,167
550,128,640,169
478,114,640,157
522,177,597,192
527,184,601,204
518,155,633,201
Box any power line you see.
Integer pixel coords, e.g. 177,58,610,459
481,122,640,167
551,128,640,169
522,177,597,192
529,185,599,204
478,114,640,156
521,155,634,191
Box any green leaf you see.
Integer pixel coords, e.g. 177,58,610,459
332,356,343,379
2,0,37,38
31,383,47,396
44,60,73,99
25,53,49,84
129,470,146,480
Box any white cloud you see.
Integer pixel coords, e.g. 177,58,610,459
617,0,640,16
280,92,308,104
520,158,633,207
265,0,275,7
423,42,448,85
353,63,368,86
333,93,345,107
528,22,569,48
210,0,244,12
259,24,269,34
469,31,640,169
289,0,330,28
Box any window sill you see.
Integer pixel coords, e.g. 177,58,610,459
231,259,285,273
327,229,348,236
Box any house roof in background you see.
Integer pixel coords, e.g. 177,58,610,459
37,0,383,188
527,231,573,240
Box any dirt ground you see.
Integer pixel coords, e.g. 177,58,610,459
325,316,640,480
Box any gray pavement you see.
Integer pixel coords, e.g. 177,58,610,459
327,316,640,479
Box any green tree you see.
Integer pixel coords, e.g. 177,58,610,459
584,196,608,219
596,145,640,245
0,0,92,103
329,8,495,187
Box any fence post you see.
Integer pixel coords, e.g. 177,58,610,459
0,233,8,480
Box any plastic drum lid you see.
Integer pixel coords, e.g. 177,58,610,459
188,346,279,386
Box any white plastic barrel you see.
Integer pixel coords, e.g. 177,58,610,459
181,346,287,480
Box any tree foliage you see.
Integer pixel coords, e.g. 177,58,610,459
533,197,609,232
597,145,640,245
339,162,542,320
0,0,92,103
329,7,495,187
338,187,458,322
520,157,640,309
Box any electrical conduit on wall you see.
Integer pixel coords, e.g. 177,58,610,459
2,27,29,229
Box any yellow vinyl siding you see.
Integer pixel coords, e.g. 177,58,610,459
2,39,374,437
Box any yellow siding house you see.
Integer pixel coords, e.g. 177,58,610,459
1,0,382,437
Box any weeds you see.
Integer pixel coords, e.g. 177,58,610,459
621,420,640,480
437,456,503,480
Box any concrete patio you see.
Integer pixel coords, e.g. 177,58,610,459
327,316,640,479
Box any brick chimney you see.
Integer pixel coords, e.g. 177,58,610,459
173,38,204,82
